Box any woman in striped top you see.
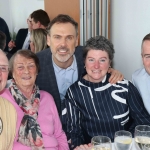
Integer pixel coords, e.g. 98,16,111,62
63,35,150,150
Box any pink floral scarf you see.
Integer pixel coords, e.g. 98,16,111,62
9,79,44,149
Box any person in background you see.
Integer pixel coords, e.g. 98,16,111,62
30,28,48,53
132,33,150,114
63,35,150,150
0,30,12,59
0,50,17,150
1,50,69,150
8,9,50,55
8,15,32,54
36,14,124,116
0,31,6,50
31,9,50,29
0,17,11,53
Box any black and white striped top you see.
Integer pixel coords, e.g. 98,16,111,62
63,73,150,149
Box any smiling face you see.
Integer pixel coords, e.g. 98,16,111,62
12,54,37,90
47,22,78,68
85,50,111,83
0,50,9,91
142,40,150,75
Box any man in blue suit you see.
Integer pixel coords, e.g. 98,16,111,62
36,14,123,115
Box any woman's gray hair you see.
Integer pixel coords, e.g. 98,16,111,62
9,50,40,77
83,35,115,61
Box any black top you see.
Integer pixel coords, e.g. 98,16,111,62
64,73,150,149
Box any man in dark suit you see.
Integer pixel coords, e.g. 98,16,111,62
8,16,32,54
36,14,123,115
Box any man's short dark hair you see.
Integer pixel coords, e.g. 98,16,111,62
31,9,50,27
142,33,150,47
47,14,78,36
0,31,6,50
142,33,150,42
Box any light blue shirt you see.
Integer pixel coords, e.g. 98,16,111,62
132,68,150,114
53,55,78,100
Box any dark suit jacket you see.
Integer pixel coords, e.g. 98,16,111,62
36,46,84,115
10,28,29,54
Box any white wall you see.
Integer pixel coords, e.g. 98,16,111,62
111,0,150,80
0,0,44,35
0,0,12,32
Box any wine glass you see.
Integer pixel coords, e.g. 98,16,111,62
134,125,150,150
144,144,150,150
91,136,111,150
114,130,132,150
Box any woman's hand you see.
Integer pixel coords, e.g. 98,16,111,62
74,143,92,150
108,68,124,84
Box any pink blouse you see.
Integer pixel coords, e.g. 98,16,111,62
0,89,69,150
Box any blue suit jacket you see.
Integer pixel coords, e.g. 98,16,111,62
36,46,84,114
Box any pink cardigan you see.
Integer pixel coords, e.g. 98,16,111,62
0,89,69,150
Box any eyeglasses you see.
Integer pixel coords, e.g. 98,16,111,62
0,65,9,72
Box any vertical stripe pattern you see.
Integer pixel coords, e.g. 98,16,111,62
63,74,150,149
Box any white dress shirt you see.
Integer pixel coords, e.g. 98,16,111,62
132,68,150,114
22,31,30,49
52,55,78,100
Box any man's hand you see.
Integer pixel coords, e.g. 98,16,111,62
8,40,16,49
74,143,92,150
108,68,124,84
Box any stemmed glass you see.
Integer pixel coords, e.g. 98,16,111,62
114,130,132,150
144,144,150,150
91,136,111,150
134,125,150,150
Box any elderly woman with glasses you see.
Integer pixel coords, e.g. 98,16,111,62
1,50,69,150
63,36,150,150
0,50,17,150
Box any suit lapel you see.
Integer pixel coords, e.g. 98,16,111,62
75,46,84,79
45,50,61,114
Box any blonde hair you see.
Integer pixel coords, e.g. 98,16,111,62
30,28,47,53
